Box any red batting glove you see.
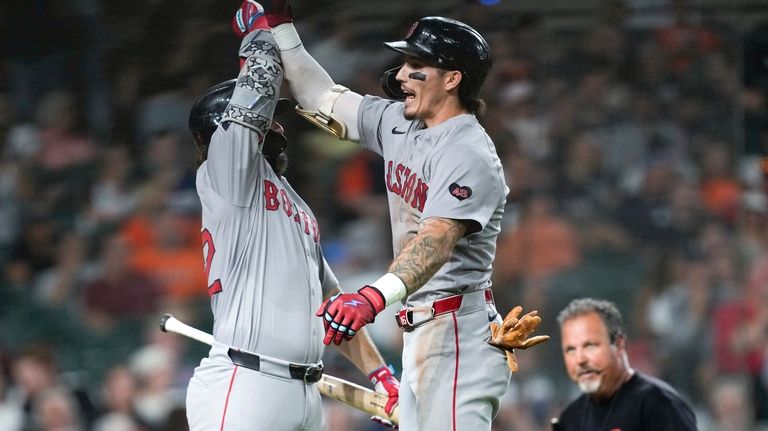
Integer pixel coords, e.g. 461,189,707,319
371,416,398,428
263,0,294,27
315,286,385,345
232,0,269,39
369,365,400,416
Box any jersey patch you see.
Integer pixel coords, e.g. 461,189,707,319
449,183,472,201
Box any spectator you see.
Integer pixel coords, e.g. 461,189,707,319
0,358,22,431
4,216,57,289
553,297,697,430
78,144,141,236
137,130,197,215
698,140,742,222
83,233,162,331
10,345,95,430
128,345,184,429
34,91,98,173
92,365,150,431
495,193,580,285
119,203,205,304
93,413,144,431
654,0,721,76
735,189,768,266
644,243,714,402
33,232,96,313
740,252,768,423
704,377,755,431
31,386,86,431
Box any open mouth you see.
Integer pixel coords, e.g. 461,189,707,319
402,88,415,101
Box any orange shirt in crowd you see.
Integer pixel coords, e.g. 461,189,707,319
120,214,207,301
129,248,208,300
700,178,741,222
495,216,580,280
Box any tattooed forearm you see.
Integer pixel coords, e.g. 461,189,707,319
389,217,466,295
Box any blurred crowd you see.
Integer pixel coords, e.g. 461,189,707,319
1,0,767,430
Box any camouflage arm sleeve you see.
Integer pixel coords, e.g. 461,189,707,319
222,30,284,140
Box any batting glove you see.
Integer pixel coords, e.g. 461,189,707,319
315,286,385,345
263,0,294,27
369,365,399,416
232,0,269,39
371,416,398,429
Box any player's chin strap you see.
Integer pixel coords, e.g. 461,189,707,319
295,84,349,139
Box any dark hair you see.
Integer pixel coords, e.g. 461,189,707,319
462,94,486,117
18,344,58,374
556,298,625,343
436,68,487,116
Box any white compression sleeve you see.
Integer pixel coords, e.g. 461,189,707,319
272,24,362,141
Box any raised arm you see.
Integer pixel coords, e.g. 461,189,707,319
203,15,283,205
255,1,364,141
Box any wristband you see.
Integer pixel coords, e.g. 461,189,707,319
271,23,302,51
371,273,406,307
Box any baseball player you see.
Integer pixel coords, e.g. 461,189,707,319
184,7,398,430
253,2,522,429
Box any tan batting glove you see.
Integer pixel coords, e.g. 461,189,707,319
488,306,550,373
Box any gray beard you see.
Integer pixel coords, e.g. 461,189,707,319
578,377,601,394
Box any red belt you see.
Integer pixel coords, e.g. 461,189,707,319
396,289,494,330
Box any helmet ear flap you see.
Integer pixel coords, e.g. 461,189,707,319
381,67,406,100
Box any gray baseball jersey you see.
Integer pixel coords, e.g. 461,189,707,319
186,30,333,431
357,95,511,430
198,124,330,361
357,96,509,306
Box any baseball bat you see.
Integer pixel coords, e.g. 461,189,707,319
159,314,399,425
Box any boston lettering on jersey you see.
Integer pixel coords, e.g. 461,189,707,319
385,160,428,212
263,180,320,243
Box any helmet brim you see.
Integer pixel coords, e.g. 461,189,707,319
384,41,444,67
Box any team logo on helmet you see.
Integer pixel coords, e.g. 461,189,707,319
405,22,418,39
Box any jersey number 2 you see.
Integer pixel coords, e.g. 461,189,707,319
201,229,223,296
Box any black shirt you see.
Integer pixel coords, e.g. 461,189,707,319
554,372,697,431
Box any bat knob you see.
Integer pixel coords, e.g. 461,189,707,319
159,314,173,332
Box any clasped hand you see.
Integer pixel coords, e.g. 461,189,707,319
315,286,385,345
